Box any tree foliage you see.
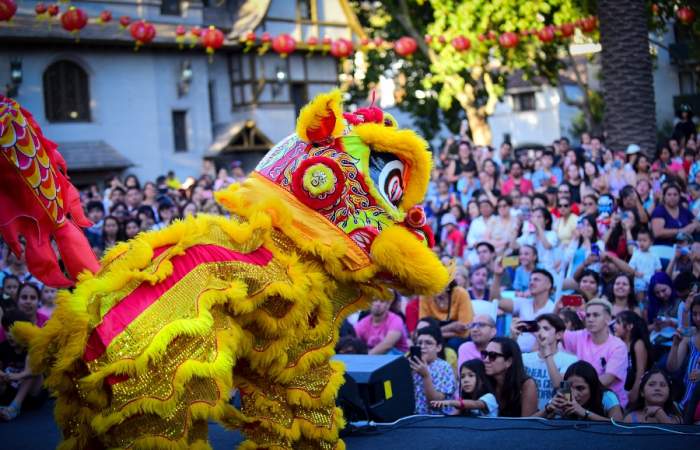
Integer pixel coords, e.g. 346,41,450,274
349,0,593,144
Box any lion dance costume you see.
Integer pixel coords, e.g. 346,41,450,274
0,91,449,449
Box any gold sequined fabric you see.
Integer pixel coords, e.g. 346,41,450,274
64,218,371,449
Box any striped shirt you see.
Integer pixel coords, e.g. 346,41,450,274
681,338,700,408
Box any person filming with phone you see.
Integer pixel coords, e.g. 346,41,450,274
408,326,457,415
535,361,623,421
495,267,556,352
518,314,578,412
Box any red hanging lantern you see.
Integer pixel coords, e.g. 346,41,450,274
201,25,225,60
360,37,370,50
271,33,296,58
394,36,418,57
35,2,48,22
559,23,575,37
188,26,202,48
438,35,446,44
424,34,433,44
330,38,353,59
580,16,597,33
175,24,186,49
257,31,271,55
61,6,88,39
119,15,130,30
477,34,486,42
451,35,471,52
499,32,519,49
0,0,17,22
487,30,497,40
305,36,318,57
321,36,332,55
537,26,555,43
130,20,156,51
48,4,59,17
677,7,696,25
98,10,112,25
651,4,660,15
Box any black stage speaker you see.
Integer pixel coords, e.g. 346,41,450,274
333,354,415,423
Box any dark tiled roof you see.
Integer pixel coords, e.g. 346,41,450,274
57,140,133,171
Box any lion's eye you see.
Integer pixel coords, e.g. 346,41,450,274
369,153,404,207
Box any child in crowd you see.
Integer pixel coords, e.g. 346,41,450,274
431,359,498,417
38,285,58,318
0,309,47,420
624,369,682,424
627,226,661,302
409,326,456,415
0,274,19,315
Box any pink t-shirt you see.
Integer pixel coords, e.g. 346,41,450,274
563,329,628,407
354,312,409,353
457,341,482,370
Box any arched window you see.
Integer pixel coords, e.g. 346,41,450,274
43,60,91,122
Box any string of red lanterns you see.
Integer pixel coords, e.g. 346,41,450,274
6,6,629,63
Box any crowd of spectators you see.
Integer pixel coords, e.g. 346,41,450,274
1,124,700,427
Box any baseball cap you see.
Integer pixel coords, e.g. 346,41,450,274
626,144,641,155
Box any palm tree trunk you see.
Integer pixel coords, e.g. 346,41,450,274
598,0,657,156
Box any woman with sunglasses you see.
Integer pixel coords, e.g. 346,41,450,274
482,337,538,417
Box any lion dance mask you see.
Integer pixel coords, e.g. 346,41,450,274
1,91,449,449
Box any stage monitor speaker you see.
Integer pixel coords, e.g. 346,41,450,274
333,354,414,423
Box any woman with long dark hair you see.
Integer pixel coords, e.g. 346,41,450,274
100,215,123,251
650,183,698,246
614,311,651,404
624,369,682,424
610,274,641,317
482,337,537,417
539,360,623,421
565,214,604,276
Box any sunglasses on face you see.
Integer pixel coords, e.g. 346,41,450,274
481,350,505,361
559,203,570,208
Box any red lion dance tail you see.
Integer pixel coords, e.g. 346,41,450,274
0,96,100,287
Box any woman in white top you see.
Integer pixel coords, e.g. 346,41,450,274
564,215,605,276
490,197,518,253
467,195,497,249
513,207,559,274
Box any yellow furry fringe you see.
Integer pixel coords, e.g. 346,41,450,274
296,89,345,143
371,224,451,295
17,208,373,449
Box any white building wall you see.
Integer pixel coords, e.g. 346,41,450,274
489,87,563,147
1,48,214,181
652,28,681,129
